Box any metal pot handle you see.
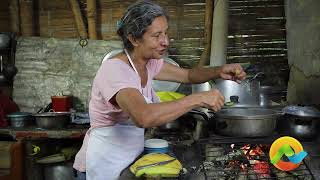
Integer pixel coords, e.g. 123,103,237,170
189,109,209,121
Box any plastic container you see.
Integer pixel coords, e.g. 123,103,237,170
51,95,72,112
144,139,169,154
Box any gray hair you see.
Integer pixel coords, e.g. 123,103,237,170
117,0,168,51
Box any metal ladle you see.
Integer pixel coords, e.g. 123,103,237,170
240,72,264,92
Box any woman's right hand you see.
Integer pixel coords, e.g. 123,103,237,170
195,89,225,112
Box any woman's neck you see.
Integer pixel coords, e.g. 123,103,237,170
127,49,148,68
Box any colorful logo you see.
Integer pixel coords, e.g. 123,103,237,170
269,136,308,171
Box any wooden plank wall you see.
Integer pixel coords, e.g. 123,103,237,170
0,0,205,67
227,0,288,86
0,0,288,72
228,0,287,63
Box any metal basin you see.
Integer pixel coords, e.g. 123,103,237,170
33,112,70,129
7,112,34,128
215,108,279,137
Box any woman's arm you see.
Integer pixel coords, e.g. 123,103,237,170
115,87,224,128
154,62,246,83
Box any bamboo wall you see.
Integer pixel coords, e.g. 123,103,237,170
0,0,206,67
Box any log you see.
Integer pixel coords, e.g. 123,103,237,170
19,0,34,36
9,0,20,35
198,0,213,67
69,0,88,38
87,0,97,39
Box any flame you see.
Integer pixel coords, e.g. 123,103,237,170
241,144,265,157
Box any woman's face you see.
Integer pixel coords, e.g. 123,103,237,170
135,16,169,60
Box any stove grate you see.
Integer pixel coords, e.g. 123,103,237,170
195,140,315,180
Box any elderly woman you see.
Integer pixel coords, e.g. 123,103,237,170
73,0,245,179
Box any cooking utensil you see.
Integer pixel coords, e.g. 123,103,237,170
136,158,176,171
33,112,70,129
192,82,211,93
6,112,34,128
277,114,319,141
212,79,260,107
215,108,279,137
277,106,320,140
282,105,320,117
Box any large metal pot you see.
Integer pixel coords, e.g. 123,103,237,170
33,112,70,129
215,108,279,137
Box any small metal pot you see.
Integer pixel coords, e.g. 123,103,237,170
277,114,320,140
7,112,34,127
33,112,70,129
277,105,320,140
215,108,279,137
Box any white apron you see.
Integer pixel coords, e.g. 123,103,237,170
86,49,152,180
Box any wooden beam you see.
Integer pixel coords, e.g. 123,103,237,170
9,0,20,35
69,0,88,38
19,0,34,36
198,0,213,67
87,0,97,39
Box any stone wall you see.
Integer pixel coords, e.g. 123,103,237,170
285,0,320,105
13,37,122,112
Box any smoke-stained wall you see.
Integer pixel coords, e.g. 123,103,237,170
285,0,320,104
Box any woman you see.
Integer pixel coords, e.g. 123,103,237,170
73,0,246,179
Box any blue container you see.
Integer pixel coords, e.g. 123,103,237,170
144,139,169,154
144,147,169,154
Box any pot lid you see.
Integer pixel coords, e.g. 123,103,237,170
282,105,320,117
7,112,32,118
33,112,70,117
144,139,168,149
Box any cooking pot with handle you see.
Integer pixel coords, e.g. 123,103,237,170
215,108,279,137
277,105,320,140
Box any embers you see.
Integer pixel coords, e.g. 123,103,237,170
200,143,314,179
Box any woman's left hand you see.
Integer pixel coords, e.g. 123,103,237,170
219,64,246,83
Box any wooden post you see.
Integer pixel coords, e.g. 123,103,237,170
69,0,88,38
19,0,34,36
87,0,97,39
210,0,229,66
9,0,20,35
198,0,214,67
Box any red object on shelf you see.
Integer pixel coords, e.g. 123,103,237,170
51,95,72,112
0,91,19,127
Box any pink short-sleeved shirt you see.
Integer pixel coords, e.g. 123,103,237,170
73,58,164,171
